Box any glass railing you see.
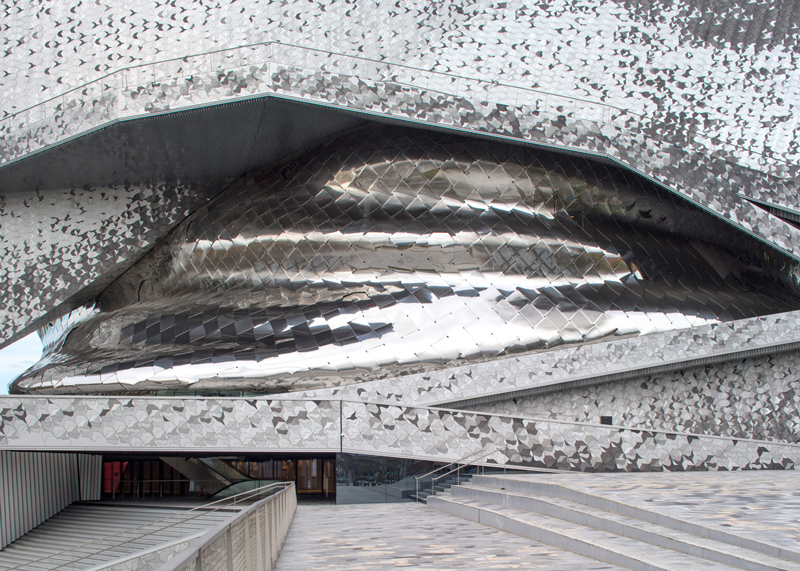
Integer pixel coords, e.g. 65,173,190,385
208,479,283,500
335,452,448,504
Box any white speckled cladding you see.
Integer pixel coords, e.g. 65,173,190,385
3,1,800,348
3,1,800,473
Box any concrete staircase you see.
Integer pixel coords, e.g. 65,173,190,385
411,473,473,503
428,474,800,571
0,502,236,571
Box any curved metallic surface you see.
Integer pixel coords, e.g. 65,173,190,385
13,128,800,394
4,1,800,351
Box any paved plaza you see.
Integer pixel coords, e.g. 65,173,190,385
277,472,800,570
275,502,625,570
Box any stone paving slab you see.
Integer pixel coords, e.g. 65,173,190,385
274,503,626,570
503,471,800,551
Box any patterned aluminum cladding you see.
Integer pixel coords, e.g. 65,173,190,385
2,396,799,473
3,1,800,349
341,401,800,472
471,349,800,444
297,310,800,407
2,45,799,259
12,128,800,395
0,398,341,452
0,182,222,346
1,1,798,177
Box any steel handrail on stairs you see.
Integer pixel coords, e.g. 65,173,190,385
414,443,573,502
413,447,490,502
16,481,291,571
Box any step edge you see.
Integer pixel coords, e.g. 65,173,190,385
471,475,800,563
452,485,793,571
430,496,700,571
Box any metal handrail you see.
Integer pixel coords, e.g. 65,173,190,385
412,447,490,501
154,482,297,571
413,447,487,483
415,444,508,501
413,446,501,502
414,441,574,502
15,481,290,571
0,39,791,172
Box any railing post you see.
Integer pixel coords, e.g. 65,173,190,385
282,489,288,540
258,505,270,571
279,491,285,543
195,551,202,571
271,497,278,565
226,526,234,571
264,499,272,570
245,512,254,571
278,491,284,559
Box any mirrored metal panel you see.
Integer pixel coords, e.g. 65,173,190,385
13,127,800,394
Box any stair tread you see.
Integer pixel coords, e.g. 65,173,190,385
474,474,800,560
437,495,742,571
0,503,230,571
457,483,800,571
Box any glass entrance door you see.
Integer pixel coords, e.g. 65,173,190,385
297,459,322,493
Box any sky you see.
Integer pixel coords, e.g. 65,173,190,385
0,333,43,394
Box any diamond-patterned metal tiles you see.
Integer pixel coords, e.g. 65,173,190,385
472,351,800,444
4,1,800,350
2,395,799,473
295,310,800,407
12,128,800,394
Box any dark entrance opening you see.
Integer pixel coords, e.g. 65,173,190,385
100,453,336,503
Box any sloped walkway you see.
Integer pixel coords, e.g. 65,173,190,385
275,503,625,570
0,502,235,571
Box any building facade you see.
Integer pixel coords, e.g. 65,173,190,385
2,0,800,550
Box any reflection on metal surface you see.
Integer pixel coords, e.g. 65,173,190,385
12,128,800,394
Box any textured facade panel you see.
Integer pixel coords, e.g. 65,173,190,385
1,1,798,174
0,98,365,349
0,398,341,452
1,1,800,483
1,396,799,474
341,401,800,472
0,2,798,273
3,2,800,355
2,46,799,261
12,128,800,395
297,311,800,407
0,181,222,346
469,351,800,443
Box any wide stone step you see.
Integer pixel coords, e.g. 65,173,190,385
411,474,473,503
429,495,742,571
451,483,800,571
471,474,800,564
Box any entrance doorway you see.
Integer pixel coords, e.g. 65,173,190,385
296,458,335,497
